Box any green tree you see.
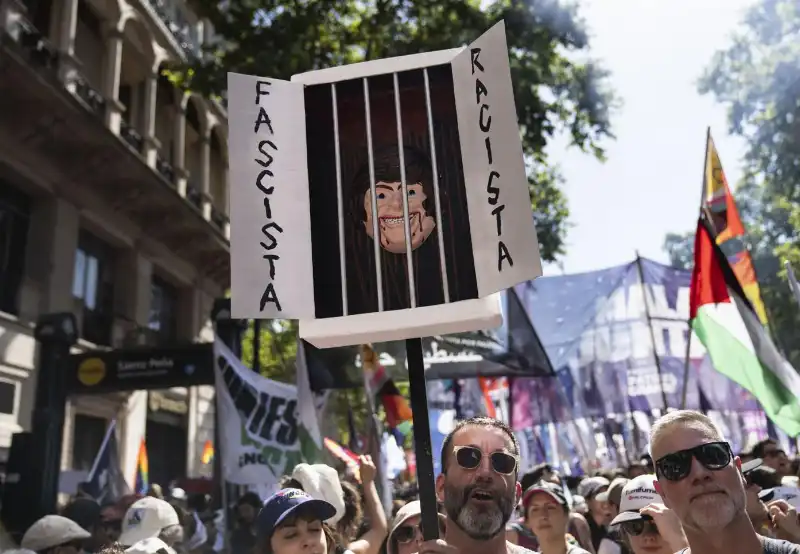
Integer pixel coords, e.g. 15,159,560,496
180,0,617,261
695,0,800,365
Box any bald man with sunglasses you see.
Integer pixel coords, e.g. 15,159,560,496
649,410,800,554
418,417,533,554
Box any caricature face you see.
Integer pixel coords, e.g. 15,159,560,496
364,181,435,253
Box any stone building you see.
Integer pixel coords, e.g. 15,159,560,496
0,0,229,488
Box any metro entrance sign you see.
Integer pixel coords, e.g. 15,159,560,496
67,343,215,395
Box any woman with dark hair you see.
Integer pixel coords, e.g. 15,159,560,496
254,489,344,554
345,145,446,314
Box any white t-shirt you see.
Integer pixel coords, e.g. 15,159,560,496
597,537,622,554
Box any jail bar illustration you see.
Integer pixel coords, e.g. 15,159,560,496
227,22,543,348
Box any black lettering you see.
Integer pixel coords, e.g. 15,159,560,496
278,398,299,444
498,241,514,271
479,104,492,132
260,396,285,443
492,204,505,236
485,136,493,165
261,222,284,250
234,381,258,421
475,79,488,104
260,282,282,312
254,107,274,134
256,172,274,195
256,140,277,168
486,171,500,205
262,254,279,279
471,48,484,74
262,196,272,218
248,392,270,436
256,81,272,104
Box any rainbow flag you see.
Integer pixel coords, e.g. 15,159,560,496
702,130,769,325
201,440,214,464
324,437,360,482
134,439,149,494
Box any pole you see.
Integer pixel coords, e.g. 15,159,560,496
635,253,670,412
680,320,693,409
252,319,262,374
405,338,439,541
211,298,246,549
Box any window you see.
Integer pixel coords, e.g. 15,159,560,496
73,231,115,345
0,180,31,315
0,380,17,416
71,414,108,471
149,275,178,343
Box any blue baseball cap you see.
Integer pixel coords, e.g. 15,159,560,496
256,488,337,539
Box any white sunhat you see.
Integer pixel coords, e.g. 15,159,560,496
759,486,800,509
119,497,180,546
21,515,91,552
609,474,663,526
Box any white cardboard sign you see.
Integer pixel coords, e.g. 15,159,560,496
228,22,543,346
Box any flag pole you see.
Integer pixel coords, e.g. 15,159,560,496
680,321,693,409
88,419,116,482
635,252,669,411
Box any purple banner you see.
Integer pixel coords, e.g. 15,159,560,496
512,258,759,428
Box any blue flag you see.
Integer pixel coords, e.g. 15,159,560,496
86,420,130,504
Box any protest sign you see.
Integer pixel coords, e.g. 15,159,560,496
213,340,324,485
227,22,543,348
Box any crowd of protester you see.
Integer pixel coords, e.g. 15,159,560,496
4,411,800,554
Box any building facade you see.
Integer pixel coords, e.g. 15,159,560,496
0,0,229,489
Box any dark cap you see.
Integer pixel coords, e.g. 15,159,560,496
62,498,102,531
596,477,629,507
256,488,336,539
577,476,610,500
522,481,568,510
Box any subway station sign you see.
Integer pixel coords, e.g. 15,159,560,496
68,343,215,394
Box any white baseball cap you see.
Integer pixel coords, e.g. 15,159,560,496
125,537,177,554
119,497,181,546
610,474,662,526
759,486,800,509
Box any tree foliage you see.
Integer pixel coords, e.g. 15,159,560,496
180,0,617,261
680,0,800,365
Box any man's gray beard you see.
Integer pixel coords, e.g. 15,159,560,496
443,481,514,541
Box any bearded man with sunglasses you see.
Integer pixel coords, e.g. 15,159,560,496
649,410,800,554
418,417,531,554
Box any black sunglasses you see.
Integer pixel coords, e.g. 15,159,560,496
655,441,732,482
621,515,659,537
394,520,445,544
453,446,518,475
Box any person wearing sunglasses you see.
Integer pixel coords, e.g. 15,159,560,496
432,416,532,554
649,410,800,554
607,475,686,554
384,501,446,554
753,440,793,478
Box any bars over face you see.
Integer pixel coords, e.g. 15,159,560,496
228,21,543,324
306,66,475,318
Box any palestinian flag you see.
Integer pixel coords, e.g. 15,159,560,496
690,217,800,436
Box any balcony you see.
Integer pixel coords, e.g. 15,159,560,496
120,119,145,153
186,181,202,210
143,0,201,60
0,7,230,288
210,205,228,233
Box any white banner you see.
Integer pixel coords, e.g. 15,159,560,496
214,340,324,485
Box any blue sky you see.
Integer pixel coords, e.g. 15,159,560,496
544,0,756,274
